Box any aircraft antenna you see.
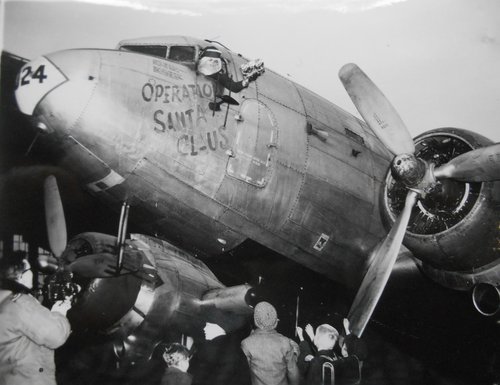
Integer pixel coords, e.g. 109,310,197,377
223,76,233,127
204,38,230,50
294,292,300,337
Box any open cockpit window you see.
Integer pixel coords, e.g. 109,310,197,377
120,45,167,58
168,46,196,63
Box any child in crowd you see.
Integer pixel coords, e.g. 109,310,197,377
297,323,339,385
160,342,192,385
297,321,361,385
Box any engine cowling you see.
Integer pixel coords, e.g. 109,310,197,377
50,232,255,363
382,128,500,292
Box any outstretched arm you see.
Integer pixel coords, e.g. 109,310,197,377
18,294,71,349
213,72,248,93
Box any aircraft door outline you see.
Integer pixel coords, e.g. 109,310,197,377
226,99,278,187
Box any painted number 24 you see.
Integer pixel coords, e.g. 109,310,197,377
17,65,48,88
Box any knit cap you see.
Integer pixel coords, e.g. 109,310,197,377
254,301,278,331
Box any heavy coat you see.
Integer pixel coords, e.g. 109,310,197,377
190,333,251,385
0,289,71,385
241,329,300,385
160,366,192,385
298,341,360,385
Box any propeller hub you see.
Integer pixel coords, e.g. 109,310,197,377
390,154,426,187
384,133,481,235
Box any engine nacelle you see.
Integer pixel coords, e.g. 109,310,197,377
472,283,500,316
50,232,254,364
382,128,500,291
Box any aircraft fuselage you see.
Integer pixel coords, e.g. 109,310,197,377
16,37,395,286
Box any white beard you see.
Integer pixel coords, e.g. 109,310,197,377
198,57,222,76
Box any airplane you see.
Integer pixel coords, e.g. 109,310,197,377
2,35,500,380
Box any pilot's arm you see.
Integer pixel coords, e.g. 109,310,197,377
210,71,248,93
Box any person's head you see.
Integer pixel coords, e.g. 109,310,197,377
0,251,33,289
198,46,223,76
203,322,226,340
313,324,339,351
253,301,278,331
163,343,190,372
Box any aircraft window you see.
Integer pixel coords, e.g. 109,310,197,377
345,127,365,145
120,45,167,58
168,46,196,62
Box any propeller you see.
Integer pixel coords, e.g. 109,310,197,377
339,63,500,337
339,63,500,186
44,175,67,258
433,143,500,182
67,253,120,278
339,63,414,156
43,175,130,279
347,190,418,336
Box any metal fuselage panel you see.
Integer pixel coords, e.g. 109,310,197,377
33,47,391,286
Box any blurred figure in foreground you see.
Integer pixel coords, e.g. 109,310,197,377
161,342,192,385
190,322,250,385
0,251,71,385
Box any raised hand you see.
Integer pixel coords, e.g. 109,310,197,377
343,318,351,335
305,324,315,341
296,326,304,341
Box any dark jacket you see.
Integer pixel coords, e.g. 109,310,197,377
298,341,339,385
343,335,367,361
209,71,247,93
161,366,192,385
298,341,360,385
190,334,251,385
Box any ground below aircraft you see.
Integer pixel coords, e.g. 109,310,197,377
1,35,500,384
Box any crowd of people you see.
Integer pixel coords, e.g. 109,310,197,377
160,301,364,385
0,249,363,385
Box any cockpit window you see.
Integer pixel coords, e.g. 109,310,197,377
168,46,196,62
120,45,167,58
119,44,196,63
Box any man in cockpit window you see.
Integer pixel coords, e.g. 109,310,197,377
197,46,261,93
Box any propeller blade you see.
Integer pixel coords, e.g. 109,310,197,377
339,63,415,156
67,253,119,278
44,175,67,258
433,143,500,182
38,254,59,273
347,190,418,337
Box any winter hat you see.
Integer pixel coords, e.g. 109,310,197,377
254,301,278,331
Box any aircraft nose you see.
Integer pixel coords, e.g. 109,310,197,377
15,50,100,126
